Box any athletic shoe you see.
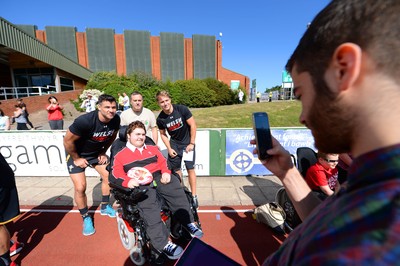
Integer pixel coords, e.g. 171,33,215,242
100,204,116,218
162,241,183,260
186,223,203,238
82,216,95,236
192,195,199,209
9,240,24,256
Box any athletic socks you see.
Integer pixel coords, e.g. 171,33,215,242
101,195,110,210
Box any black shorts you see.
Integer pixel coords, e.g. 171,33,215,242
0,184,20,225
66,154,100,174
168,143,196,171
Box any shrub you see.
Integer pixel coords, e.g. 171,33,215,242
174,80,217,108
203,78,235,106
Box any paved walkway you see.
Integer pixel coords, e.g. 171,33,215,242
15,175,283,207
16,103,283,208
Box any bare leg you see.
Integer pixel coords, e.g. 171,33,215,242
95,164,111,197
187,169,197,196
70,172,87,209
0,225,10,255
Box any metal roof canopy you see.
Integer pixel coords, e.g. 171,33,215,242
0,17,92,80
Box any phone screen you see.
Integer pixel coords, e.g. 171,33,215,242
252,112,273,160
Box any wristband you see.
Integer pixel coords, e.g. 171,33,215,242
190,143,195,145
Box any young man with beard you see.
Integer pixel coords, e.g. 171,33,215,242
120,91,158,144
156,91,199,208
252,0,400,264
64,94,120,236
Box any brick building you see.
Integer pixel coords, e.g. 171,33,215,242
0,17,249,114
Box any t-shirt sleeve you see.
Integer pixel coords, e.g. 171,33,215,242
179,105,193,121
306,166,328,188
69,115,90,137
156,117,165,130
148,109,157,128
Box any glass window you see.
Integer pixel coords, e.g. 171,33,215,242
60,77,74,91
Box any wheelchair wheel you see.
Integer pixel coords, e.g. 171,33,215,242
117,216,136,250
130,246,146,266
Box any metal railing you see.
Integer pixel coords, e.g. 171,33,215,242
0,86,57,100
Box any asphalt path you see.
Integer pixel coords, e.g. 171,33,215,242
8,205,286,266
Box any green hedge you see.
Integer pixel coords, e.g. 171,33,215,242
81,71,242,110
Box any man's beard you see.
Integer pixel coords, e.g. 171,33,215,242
308,91,355,154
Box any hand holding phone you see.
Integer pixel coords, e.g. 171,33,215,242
252,112,273,160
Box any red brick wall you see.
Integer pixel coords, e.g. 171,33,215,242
114,34,126,75
35,30,46,43
0,90,82,118
151,36,161,80
76,32,88,68
185,38,193,80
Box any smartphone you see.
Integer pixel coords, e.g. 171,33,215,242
252,112,273,160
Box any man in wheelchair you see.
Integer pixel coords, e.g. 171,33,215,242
109,121,203,260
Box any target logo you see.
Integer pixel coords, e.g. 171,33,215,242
229,149,254,173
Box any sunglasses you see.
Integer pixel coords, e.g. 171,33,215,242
324,158,339,163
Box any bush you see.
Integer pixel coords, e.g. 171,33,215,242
174,80,217,108
203,78,235,106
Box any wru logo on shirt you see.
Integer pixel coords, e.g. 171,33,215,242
92,130,115,142
167,118,183,132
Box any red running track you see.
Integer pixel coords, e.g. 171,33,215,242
8,205,286,266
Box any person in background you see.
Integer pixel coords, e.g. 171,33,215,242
256,91,261,103
254,0,400,264
122,92,130,111
238,89,244,103
16,99,34,129
46,96,64,130
11,105,28,130
0,109,10,130
156,90,199,208
64,94,120,236
305,152,339,200
0,152,23,266
120,91,158,144
80,93,97,113
269,92,273,102
118,93,124,111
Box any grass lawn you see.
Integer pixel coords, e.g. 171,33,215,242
191,100,303,128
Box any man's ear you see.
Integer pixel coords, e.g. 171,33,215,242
331,43,362,92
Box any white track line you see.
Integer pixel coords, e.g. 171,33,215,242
20,208,254,214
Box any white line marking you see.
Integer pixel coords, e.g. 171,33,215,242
20,208,254,214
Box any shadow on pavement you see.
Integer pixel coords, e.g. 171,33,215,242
221,206,286,266
240,175,282,205
8,195,73,264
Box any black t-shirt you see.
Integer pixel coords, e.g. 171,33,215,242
0,153,15,188
156,104,192,145
68,111,120,157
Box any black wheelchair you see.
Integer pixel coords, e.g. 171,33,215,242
108,126,201,265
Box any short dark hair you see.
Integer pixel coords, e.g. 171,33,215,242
286,0,400,91
130,91,143,97
48,96,58,103
97,94,116,105
0,108,4,116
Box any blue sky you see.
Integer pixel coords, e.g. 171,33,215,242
2,0,329,91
